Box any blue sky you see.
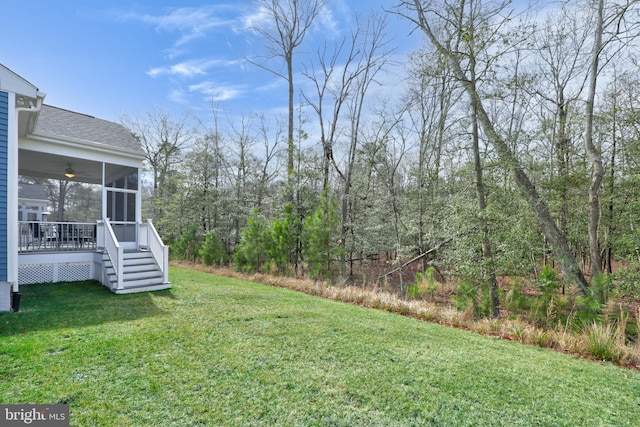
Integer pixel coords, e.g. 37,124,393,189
1,0,420,129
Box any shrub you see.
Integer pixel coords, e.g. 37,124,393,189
575,273,612,326
199,231,227,266
233,211,272,273
407,284,421,299
453,280,491,318
269,204,298,274
172,223,203,262
613,265,640,298
529,266,575,328
535,265,561,293
503,279,529,315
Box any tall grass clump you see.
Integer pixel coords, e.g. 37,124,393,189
581,322,621,362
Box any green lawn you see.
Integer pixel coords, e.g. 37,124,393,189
1,267,639,426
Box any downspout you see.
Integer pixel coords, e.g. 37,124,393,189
11,93,44,311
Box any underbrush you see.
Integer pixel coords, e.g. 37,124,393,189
174,261,640,370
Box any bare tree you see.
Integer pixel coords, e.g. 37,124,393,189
374,110,410,292
249,0,326,200
453,0,501,316
301,12,395,275
227,114,258,245
122,107,195,201
301,37,353,191
531,9,591,238
405,48,462,272
582,0,640,277
255,114,283,209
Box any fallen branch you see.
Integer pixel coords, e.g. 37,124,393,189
377,236,454,282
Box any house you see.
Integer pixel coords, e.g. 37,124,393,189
18,182,49,222
0,63,170,312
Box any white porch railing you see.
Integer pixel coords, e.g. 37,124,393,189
99,218,124,291
139,219,169,285
18,221,97,253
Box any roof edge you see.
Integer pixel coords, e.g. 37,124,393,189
25,133,147,160
0,63,40,98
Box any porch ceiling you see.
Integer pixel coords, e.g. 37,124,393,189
19,149,133,185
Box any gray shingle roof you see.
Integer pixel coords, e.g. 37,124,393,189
18,183,48,201
33,105,143,153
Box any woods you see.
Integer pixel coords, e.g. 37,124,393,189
123,0,640,323
154,0,638,282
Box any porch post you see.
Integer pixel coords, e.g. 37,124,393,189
136,167,142,224
136,166,142,248
101,162,106,221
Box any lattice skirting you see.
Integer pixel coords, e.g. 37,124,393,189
19,262,94,285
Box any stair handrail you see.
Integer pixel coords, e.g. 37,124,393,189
145,219,169,284
102,218,124,290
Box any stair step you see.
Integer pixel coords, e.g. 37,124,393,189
123,250,153,258
102,249,170,294
114,283,172,294
105,259,156,269
107,269,162,280
113,276,166,288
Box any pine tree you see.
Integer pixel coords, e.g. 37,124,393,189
302,196,342,280
233,210,272,272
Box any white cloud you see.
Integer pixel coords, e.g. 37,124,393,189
147,59,239,78
316,3,340,36
168,88,188,104
240,5,272,32
122,5,238,47
189,81,242,102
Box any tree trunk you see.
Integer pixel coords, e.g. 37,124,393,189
585,0,605,278
605,101,617,274
57,180,67,222
471,99,500,317
287,50,295,203
556,94,570,237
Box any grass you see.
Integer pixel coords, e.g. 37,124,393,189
0,266,639,426
195,264,640,368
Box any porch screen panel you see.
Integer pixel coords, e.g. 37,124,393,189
0,91,8,281
106,191,136,222
126,193,135,222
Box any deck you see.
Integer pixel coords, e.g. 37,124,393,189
17,220,170,293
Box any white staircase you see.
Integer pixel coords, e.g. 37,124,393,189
103,249,171,294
